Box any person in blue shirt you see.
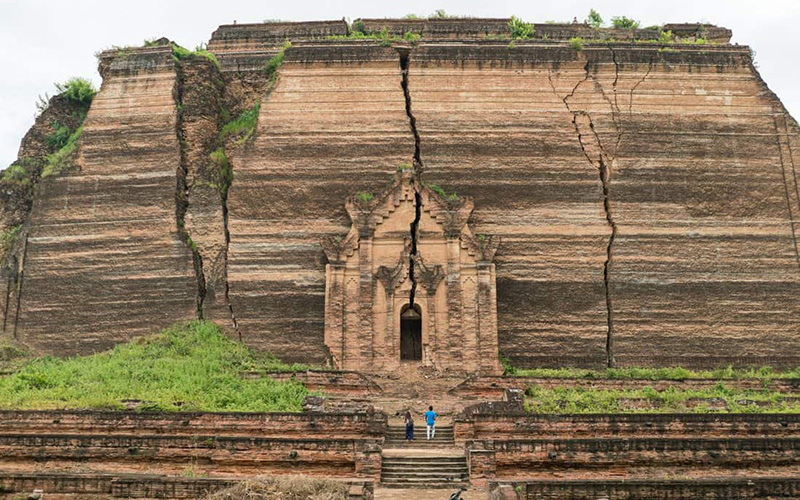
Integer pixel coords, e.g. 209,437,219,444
424,405,437,440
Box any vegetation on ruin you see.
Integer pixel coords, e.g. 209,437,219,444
503,361,800,382
219,103,260,144
611,16,640,30
208,148,234,197
264,42,292,84
1,163,33,187
203,477,349,500
45,121,71,150
355,192,374,202
171,43,220,68
0,321,311,412
42,125,83,178
508,16,534,39
525,384,799,414
328,28,421,46
569,37,585,51
586,9,604,28
425,182,459,202
55,77,97,108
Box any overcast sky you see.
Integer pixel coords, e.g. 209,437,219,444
1,0,798,168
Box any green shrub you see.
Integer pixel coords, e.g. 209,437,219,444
659,30,673,44
0,225,21,251
569,37,585,51
45,121,71,150
509,16,534,39
209,148,233,197
42,125,83,178
219,103,260,143
355,192,374,202
352,19,365,34
586,9,604,28
430,9,449,19
0,320,310,411
403,31,421,44
55,78,97,107
611,16,640,29
1,164,32,187
426,183,447,198
265,42,291,83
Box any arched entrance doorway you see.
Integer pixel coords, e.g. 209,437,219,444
400,304,422,361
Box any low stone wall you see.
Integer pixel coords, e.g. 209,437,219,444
490,478,800,499
451,376,800,398
470,437,798,478
0,410,386,439
0,472,373,499
0,434,380,477
455,413,799,441
246,370,383,396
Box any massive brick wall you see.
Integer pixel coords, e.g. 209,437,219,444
408,45,613,368
406,43,800,368
225,42,415,362
3,22,798,368
5,46,197,354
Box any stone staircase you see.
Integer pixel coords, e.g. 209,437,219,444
381,425,469,489
384,424,455,447
380,454,469,489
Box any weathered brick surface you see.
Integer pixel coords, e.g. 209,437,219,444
225,44,415,363
0,410,386,439
6,46,197,355
454,413,800,441
496,478,800,499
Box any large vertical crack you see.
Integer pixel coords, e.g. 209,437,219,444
399,48,423,307
550,64,618,367
173,60,207,319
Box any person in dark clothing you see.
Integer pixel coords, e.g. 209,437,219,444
404,410,414,440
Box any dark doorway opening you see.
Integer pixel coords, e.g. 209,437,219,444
400,305,422,361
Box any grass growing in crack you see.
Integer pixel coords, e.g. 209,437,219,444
0,320,311,411
208,148,234,197
525,384,799,414
219,104,260,143
425,183,459,202
265,42,291,84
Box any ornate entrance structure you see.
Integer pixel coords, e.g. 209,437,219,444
321,169,501,374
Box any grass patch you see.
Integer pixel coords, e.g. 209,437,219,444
0,320,310,411
42,125,83,178
569,37,585,51
327,28,421,46
525,384,799,414
1,164,32,187
171,44,220,68
204,477,349,500
355,191,374,202
504,363,800,381
219,103,260,143
265,42,291,84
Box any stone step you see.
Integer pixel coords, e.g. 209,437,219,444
382,472,468,479
382,458,467,465
382,467,468,474
380,479,470,489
